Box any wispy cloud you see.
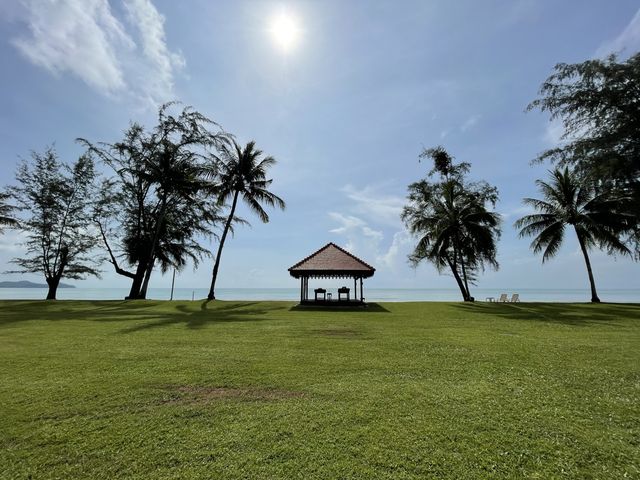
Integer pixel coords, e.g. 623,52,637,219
328,184,413,273
123,0,185,105
12,0,183,106
376,230,412,270
340,184,405,228
460,114,481,132
12,0,132,94
500,205,532,220
595,7,640,58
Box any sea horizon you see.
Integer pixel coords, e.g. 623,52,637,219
0,287,638,303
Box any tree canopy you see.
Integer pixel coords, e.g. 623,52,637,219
8,147,100,299
207,140,286,300
528,53,640,254
515,167,633,302
81,103,230,299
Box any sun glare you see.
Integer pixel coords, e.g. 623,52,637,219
269,11,300,53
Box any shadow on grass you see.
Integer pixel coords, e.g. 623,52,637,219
289,302,390,313
0,299,291,332
454,301,640,326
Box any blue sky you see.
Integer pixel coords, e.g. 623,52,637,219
0,0,639,294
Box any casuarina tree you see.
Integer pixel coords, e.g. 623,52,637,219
528,53,640,256
8,147,100,299
81,103,230,299
0,191,18,233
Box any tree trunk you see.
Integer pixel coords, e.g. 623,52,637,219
46,276,60,300
126,261,148,299
139,258,155,299
576,229,601,303
447,257,470,301
207,190,240,301
143,199,167,286
459,255,472,301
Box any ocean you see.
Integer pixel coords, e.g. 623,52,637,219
0,287,638,303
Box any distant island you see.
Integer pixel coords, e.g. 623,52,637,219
0,280,75,289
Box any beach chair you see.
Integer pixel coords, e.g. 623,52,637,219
314,288,326,301
498,293,508,302
510,293,520,303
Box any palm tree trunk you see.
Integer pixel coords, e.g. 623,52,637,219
447,257,470,301
207,190,240,301
459,255,472,301
575,229,601,303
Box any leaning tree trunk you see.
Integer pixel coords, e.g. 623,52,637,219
139,258,156,299
575,229,601,303
207,190,240,301
459,255,472,301
447,257,470,301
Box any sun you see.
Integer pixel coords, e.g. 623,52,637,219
269,11,300,53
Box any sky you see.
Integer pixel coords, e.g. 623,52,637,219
0,0,639,294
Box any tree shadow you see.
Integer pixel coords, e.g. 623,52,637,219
0,299,291,332
288,302,390,313
119,301,291,333
454,302,640,327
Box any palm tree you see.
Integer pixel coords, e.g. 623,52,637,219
207,141,285,300
402,178,501,301
514,168,632,303
0,191,18,233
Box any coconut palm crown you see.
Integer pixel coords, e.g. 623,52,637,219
207,140,285,300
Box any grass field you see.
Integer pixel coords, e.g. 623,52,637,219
1,300,639,479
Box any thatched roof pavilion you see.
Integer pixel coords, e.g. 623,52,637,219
288,243,375,305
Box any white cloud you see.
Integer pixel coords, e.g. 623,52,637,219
460,114,481,132
328,185,414,275
12,0,183,106
12,0,132,94
595,8,640,58
123,0,185,105
500,205,532,220
340,184,405,228
376,230,412,270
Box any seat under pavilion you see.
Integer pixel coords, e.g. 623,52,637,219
288,243,375,305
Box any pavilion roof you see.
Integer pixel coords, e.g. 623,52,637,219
288,243,375,279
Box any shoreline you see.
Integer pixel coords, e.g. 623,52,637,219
0,298,638,305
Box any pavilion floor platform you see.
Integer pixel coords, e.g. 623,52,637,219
299,299,366,307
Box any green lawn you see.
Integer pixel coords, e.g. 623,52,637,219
1,300,639,479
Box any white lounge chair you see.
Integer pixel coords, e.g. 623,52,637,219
510,293,520,303
498,293,508,302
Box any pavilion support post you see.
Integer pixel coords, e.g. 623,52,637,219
300,277,303,303
354,277,357,300
360,277,364,302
